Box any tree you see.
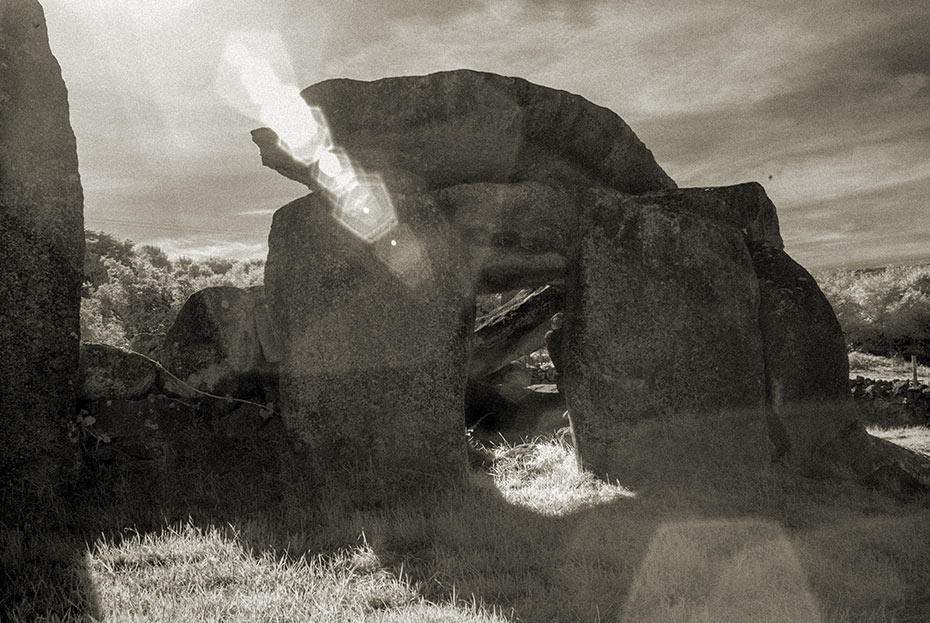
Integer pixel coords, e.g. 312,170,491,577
80,231,265,347
83,230,135,288
817,265,930,363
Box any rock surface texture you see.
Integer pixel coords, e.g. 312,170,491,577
752,245,857,470
257,69,930,494
265,192,474,492
159,286,277,400
79,343,159,402
0,0,85,525
563,187,770,485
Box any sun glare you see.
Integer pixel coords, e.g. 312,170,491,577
216,31,397,243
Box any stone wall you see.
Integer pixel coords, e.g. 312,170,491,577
851,377,930,427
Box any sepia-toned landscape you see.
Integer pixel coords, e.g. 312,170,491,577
3,1,930,621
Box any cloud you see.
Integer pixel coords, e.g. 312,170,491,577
44,0,930,273
782,175,930,270
149,237,268,261
239,208,279,216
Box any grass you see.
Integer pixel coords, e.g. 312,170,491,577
86,523,505,623
867,426,930,457
848,351,930,382
4,434,930,622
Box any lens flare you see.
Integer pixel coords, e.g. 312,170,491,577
337,175,397,242
217,34,397,243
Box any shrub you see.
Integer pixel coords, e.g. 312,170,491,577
817,265,930,364
80,231,264,347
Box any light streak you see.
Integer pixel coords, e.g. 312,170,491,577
218,33,397,243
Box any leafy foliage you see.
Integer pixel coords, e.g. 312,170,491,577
817,265,930,363
80,231,264,347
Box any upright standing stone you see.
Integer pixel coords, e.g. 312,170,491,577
0,0,84,525
563,188,769,486
265,190,473,495
752,245,858,471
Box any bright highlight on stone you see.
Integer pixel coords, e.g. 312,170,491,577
218,35,397,243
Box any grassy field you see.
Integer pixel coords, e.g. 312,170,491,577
4,432,930,622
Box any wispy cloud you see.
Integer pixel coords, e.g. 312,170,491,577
148,237,268,261
44,0,930,271
238,208,279,216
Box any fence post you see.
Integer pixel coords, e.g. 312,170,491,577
913,355,919,385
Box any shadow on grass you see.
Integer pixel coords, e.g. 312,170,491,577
0,516,103,622
6,416,930,622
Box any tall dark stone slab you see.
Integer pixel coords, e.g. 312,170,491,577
563,188,770,486
0,0,84,525
751,245,859,470
265,191,473,495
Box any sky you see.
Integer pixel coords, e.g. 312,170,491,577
41,0,930,270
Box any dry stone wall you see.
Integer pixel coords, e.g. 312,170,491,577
851,377,930,427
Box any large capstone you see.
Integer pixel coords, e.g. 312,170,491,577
265,190,474,493
563,187,770,486
0,0,85,525
253,70,677,195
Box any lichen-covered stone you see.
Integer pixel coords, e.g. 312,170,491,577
265,191,474,491
563,188,769,485
0,0,84,525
